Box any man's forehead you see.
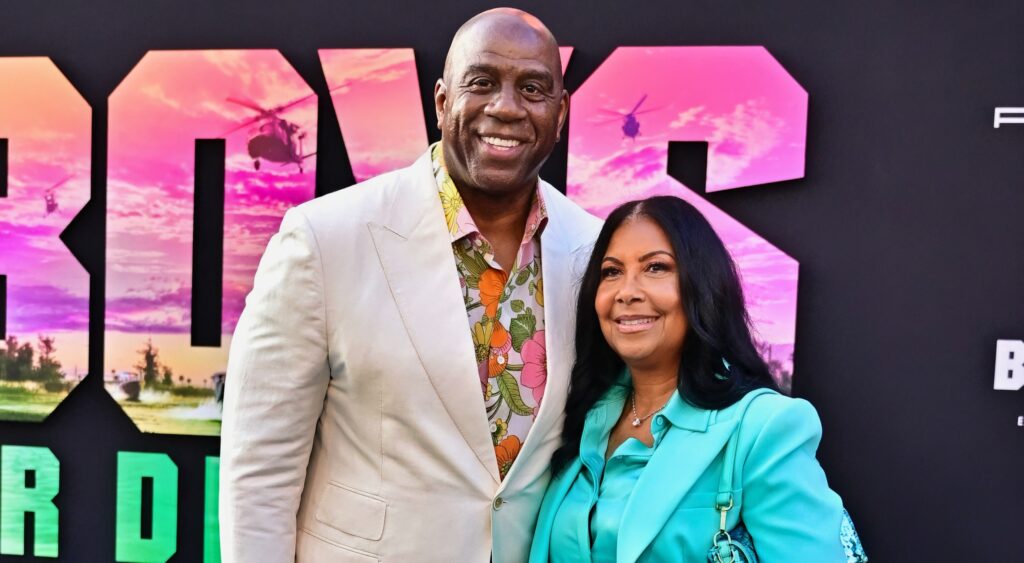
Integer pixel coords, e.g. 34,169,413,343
457,49,557,77
446,14,560,78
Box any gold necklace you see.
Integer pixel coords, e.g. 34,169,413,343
630,389,671,427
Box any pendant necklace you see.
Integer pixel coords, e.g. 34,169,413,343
630,390,671,427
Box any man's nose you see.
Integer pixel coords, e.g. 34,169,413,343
486,83,528,121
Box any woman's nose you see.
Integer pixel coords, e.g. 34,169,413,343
615,275,644,304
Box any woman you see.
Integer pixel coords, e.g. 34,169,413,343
530,197,860,562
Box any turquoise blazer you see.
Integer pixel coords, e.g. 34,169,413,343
529,387,850,562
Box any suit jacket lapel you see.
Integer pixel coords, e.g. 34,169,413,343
368,152,499,484
501,182,592,488
616,417,739,563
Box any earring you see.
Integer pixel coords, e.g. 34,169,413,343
713,358,732,381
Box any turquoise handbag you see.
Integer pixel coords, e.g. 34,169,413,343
705,390,868,563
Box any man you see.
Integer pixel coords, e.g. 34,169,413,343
219,8,601,563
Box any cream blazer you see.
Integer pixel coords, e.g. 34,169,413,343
219,150,602,563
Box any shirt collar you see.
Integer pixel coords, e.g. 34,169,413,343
658,388,712,433
430,142,548,245
591,370,712,434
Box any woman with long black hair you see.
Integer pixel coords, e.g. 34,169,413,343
530,196,863,562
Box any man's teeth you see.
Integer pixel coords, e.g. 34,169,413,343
619,318,655,325
482,136,521,148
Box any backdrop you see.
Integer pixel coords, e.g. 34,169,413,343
0,0,1021,560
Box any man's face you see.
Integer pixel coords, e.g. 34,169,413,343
435,25,568,196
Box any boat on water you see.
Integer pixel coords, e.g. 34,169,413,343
120,379,141,401
105,370,141,401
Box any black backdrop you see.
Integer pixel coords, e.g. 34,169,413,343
1,0,1023,560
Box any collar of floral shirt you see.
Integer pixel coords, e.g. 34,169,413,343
430,142,548,247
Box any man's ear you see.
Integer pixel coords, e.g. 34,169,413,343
434,79,448,131
555,89,569,143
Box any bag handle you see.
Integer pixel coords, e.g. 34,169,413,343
715,388,775,517
711,388,775,562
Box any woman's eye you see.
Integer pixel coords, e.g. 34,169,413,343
647,262,671,273
600,267,621,278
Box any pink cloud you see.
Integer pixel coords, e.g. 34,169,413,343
566,47,805,369
7,284,89,333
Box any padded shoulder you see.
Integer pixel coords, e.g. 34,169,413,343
292,165,409,233
736,393,824,467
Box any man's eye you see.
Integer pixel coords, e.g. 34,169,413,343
471,78,493,88
523,84,540,94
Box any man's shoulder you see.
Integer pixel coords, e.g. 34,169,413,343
292,158,422,231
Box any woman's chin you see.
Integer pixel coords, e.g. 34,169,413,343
613,346,659,370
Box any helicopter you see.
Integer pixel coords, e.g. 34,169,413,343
223,92,320,173
597,94,661,140
43,176,72,215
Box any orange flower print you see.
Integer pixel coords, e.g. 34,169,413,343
495,435,522,479
488,349,508,378
487,322,512,377
479,268,509,318
490,320,510,349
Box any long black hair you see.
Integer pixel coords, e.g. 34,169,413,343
550,196,779,475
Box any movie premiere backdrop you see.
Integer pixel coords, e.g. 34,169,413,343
0,1,1020,561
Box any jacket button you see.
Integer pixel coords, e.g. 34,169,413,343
493,497,504,510
654,415,666,427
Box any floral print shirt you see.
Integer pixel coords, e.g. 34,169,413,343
432,143,548,480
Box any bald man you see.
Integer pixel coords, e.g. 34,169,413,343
219,9,601,563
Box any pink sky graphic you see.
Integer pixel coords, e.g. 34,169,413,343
567,47,808,379
106,50,317,383
0,57,90,376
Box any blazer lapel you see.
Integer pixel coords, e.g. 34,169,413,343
502,182,593,488
368,152,499,484
616,416,739,563
528,457,583,561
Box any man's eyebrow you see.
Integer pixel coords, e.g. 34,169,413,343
461,64,555,85
517,68,554,82
462,63,499,76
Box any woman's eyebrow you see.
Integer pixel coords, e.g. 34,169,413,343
639,250,674,261
601,256,624,265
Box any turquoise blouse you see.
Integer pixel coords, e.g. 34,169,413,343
531,382,851,562
550,383,673,562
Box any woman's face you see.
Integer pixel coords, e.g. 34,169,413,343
595,216,687,374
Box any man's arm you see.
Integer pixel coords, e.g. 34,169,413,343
219,207,331,563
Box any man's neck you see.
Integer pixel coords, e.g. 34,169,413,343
458,182,536,273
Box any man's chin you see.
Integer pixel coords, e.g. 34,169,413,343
463,170,535,196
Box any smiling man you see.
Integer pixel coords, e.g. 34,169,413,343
219,8,601,563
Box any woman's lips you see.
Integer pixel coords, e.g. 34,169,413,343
615,316,659,334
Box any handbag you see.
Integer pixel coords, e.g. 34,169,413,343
705,390,868,563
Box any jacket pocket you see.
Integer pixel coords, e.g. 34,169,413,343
298,528,379,562
314,482,388,541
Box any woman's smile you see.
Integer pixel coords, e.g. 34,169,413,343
595,216,686,372
614,315,661,334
